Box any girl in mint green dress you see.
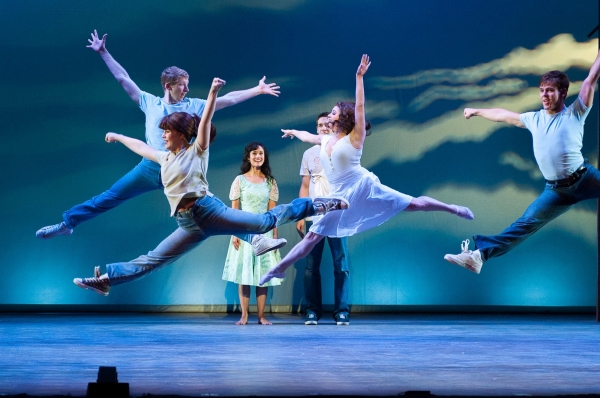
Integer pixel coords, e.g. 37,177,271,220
222,142,282,325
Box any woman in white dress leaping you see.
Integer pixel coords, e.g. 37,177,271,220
261,55,474,285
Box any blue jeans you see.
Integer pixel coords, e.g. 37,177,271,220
107,195,315,286
303,220,350,319
474,164,600,261
63,159,162,229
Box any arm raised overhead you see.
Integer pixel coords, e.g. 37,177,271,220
196,78,226,150
87,30,142,104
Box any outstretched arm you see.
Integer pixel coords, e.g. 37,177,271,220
281,129,322,145
197,78,226,150
87,30,142,104
105,132,156,161
463,107,524,127
214,76,280,111
350,54,371,149
579,49,600,107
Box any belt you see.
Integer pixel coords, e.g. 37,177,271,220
545,164,587,188
176,191,213,213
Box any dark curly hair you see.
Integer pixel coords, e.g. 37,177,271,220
332,101,372,136
239,142,275,183
159,112,217,144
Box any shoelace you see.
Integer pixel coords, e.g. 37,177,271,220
321,200,337,211
80,277,101,284
461,239,471,254
45,223,64,233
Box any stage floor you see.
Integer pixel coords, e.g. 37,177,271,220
0,312,599,397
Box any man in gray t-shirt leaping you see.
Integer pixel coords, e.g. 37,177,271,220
36,30,280,240
444,48,600,274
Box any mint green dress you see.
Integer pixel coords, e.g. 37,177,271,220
222,175,283,286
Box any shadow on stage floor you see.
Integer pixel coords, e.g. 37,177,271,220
0,312,599,397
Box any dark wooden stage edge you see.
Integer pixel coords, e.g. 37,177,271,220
1,312,599,397
0,304,596,314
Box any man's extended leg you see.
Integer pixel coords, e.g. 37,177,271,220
37,159,162,239
474,185,575,261
475,165,600,262
446,183,577,273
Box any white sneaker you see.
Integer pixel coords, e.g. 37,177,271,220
252,235,287,256
444,239,483,274
36,222,73,239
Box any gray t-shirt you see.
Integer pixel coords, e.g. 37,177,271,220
520,96,590,180
155,140,209,216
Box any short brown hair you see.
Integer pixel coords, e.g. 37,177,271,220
161,66,189,90
539,70,570,93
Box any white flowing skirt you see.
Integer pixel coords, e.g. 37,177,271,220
309,166,412,238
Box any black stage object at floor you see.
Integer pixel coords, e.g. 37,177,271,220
86,366,129,397
0,313,599,397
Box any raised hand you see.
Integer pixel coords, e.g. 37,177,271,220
87,30,107,53
281,129,298,139
105,132,119,143
356,54,371,77
211,77,226,93
258,76,281,97
464,108,476,119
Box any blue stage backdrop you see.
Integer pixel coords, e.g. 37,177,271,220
1,0,598,308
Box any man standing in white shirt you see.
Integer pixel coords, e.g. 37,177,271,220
296,112,350,325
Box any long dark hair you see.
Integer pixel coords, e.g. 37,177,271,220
159,112,217,143
333,101,372,136
240,141,275,183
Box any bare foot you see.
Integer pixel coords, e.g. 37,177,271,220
454,205,474,220
235,315,248,325
258,317,272,325
259,268,285,285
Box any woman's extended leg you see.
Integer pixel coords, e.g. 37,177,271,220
404,196,474,220
260,232,325,285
